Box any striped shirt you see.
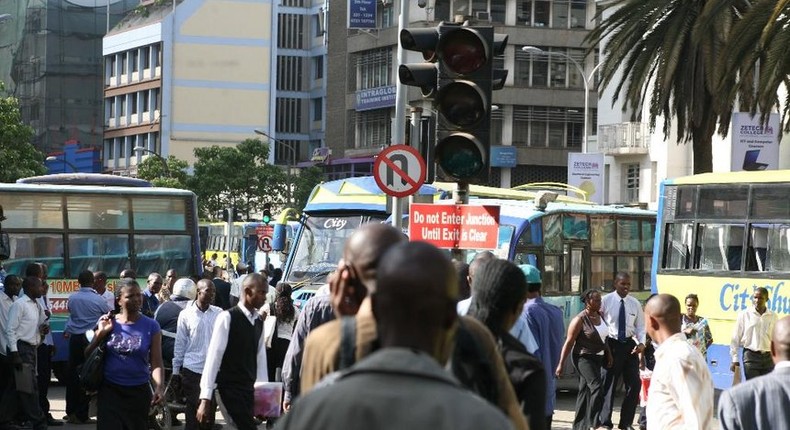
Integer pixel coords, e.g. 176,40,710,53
172,301,223,375
647,333,716,430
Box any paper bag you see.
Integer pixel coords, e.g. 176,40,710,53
254,381,283,418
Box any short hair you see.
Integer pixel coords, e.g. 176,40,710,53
24,262,43,278
756,287,769,299
94,271,108,282
3,274,21,287
78,271,94,286
212,266,223,277
119,269,137,279
685,293,699,303
116,278,140,298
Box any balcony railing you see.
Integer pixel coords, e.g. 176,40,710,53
598,122,650,155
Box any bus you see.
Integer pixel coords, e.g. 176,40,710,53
276,176,656,313
201,221,287,272
653,170,790,389
0,173,202,380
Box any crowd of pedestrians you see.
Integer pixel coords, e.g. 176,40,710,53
0,229,788,430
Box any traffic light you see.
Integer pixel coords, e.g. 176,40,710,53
399,26,440,97
262,203,272,225
216,209,229,222
433,23,508,181
233,209,243,222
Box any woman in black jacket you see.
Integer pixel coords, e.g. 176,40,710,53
468,259,546,430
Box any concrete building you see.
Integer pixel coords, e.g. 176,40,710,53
101,0,326,174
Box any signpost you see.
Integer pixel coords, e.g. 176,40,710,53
373,144,427,198
409,204,500,250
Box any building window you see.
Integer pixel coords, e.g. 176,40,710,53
515,46,590,89
276,98,303,133
356,109,391,149
108,55,117,78
141,46,150,70
355,48,393,91
121,53,128,74
624,163,640,203
277,56,304,91
130,93,138,115
314,56,324,80
313,98,323,121
518,0,587,28
513,105,583,148
131,49,139,73
279,14,305,49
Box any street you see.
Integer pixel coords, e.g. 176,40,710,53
44,382,718,429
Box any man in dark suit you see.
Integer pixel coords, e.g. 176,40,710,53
212,266,232,310
719,315,790,430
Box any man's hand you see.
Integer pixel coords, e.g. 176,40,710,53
330,261,367,317
10,352,22,370
196,399,212,424
283,399,291,412
730,362,739,372
631,343,645,355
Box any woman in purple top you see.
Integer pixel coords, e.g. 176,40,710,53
85,278,165,430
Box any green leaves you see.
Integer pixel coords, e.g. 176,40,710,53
0,83,47,182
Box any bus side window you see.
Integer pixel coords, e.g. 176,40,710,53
663,222,692,269
767,224,790,272
746,225,768,271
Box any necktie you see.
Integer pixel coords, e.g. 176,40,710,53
618,299,626,341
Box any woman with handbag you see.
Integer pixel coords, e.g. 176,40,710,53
85,278,165,429
265,283,300,381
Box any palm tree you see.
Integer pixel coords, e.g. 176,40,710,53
586,0,750,173
715,0,790,129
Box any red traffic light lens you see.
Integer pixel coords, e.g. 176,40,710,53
440,29,487,75
437,82,486,127
435,133,486,179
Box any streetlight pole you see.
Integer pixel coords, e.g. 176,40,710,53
45,156,78,173
254,129,296,205
133,146,170,177
522,46,604,153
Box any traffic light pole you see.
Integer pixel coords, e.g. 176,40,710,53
225,207,233,271
390,0,411,231
451,182,469,263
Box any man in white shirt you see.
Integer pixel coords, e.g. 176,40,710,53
0,275,21,428
645,294,715,430
5,276,48,430
730,287,778,380
197,274,268,430
229,263,250,308
172,279,222,430
94,271,116,311
598,272,646,430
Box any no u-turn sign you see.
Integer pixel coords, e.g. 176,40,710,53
373,145,426,198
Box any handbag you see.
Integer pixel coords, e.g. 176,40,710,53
79,342,106,392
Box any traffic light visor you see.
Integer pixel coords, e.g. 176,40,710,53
400,28,439,61
435,133,487,179
439,28,487,75
399,64,437,97
437,81,487,127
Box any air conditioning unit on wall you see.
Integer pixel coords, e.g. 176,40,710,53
475,11,490,21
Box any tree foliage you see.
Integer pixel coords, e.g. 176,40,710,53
586,0,749,173
0,83,47,182
189,139,288,219
292,166,324,211
136,155,190,189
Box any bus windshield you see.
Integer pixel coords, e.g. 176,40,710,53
287,214,387,283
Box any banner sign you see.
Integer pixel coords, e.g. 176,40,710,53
355,85,396,111
730,112,780,171
567,152,605,204
409,204,500,250
490,146,518,168
348,0,377,29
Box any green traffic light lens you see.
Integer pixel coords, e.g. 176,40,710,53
437,82,486,127
436,134,485,179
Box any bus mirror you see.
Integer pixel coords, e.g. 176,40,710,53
0,232,9,260
272,223,287,252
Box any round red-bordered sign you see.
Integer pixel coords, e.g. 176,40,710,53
373,145,427,198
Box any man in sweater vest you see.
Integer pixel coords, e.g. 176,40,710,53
197,273,268,430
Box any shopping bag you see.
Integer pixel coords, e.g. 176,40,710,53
639,369,652,407
254,381,283,418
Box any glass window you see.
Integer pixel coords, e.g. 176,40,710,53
132,198,187,230
516,223,534,248
591,255,614,289
0,194,64,229
642,220,656,252
134,234,193,276
490,0,506,22
543,255,561,292
570,0,586,28
642,257,652,291
663,222,694,269
543,215,562,252
747,224,770,271
517,0,532,25
69,234,129,275
563,214,588,240
532,53,548,86
695,223,745,271
534,0,550,26
617,219,640,251
766,224,790,272
750,186,790,219
675,186,696,218
67,196,130,230
616,256,639,282
698,186,748,219
591,217,616,251
552,0,569,28
2,234,65,278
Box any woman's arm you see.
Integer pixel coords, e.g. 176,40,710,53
702,318,714,348
84,313,113,357
555,315,582,378
149,331,165,405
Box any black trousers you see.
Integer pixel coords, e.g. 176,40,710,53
743,349,774,380
0,353,18,425
15,342,47,430
96,381,151,430
600,338,640,429
66,334,90,420
217,385,255,430
181,369,215,430
572,353,605,430
36,344,52,416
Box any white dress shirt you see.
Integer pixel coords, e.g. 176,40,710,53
0,293,17,355
601,292,646,344
37,295,53,346
199,304,268,400
730,306,777,362
647,333,716,430
5,293,46,352
457,297,472,315
172,301,223,375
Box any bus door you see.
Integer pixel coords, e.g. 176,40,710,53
563,242,588,293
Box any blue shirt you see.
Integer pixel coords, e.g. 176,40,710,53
104,315,161,386
510,314,539,354
523,297,565,416
142,289,159,317
64,287,111,335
